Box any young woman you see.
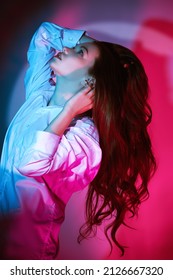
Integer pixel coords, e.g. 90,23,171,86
0,22,156,259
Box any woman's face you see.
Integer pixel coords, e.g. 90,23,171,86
49,42,99,81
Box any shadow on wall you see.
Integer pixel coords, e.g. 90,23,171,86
0,0,57,153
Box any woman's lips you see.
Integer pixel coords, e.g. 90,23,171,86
54,52,62,60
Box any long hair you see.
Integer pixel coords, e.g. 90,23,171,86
79,41,156,255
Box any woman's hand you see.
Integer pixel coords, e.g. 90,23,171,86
45,86,94,136
79,34,95,44
49,70,56,86
64,86,95,117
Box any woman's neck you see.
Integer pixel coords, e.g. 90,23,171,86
48,77,82,107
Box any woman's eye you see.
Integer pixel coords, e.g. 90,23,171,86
77,49,84,56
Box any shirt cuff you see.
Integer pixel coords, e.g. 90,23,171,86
62,28,85,48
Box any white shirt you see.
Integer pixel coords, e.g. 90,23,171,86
0,22,102,259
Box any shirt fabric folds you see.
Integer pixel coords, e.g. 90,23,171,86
0,22,102,259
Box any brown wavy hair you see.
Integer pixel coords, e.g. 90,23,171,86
78,41,156,255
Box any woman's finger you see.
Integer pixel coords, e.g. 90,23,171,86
86,88,95,98
82,86,93,94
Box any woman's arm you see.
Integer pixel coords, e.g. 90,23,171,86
25,22,86,99
44,86,94,136
15,86,99,179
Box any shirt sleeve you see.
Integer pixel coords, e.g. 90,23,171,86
25,22,85,100
16,120,102,185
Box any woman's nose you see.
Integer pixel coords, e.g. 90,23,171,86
63,47,71,54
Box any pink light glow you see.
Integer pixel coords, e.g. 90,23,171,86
3,0,173,260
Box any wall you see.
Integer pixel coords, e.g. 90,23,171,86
1,0,173,259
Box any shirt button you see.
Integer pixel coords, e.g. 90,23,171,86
69,37,73,41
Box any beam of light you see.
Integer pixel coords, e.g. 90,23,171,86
78,21,173,56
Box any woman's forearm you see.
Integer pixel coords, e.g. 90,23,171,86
44,106,74,136
45,86,94,136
